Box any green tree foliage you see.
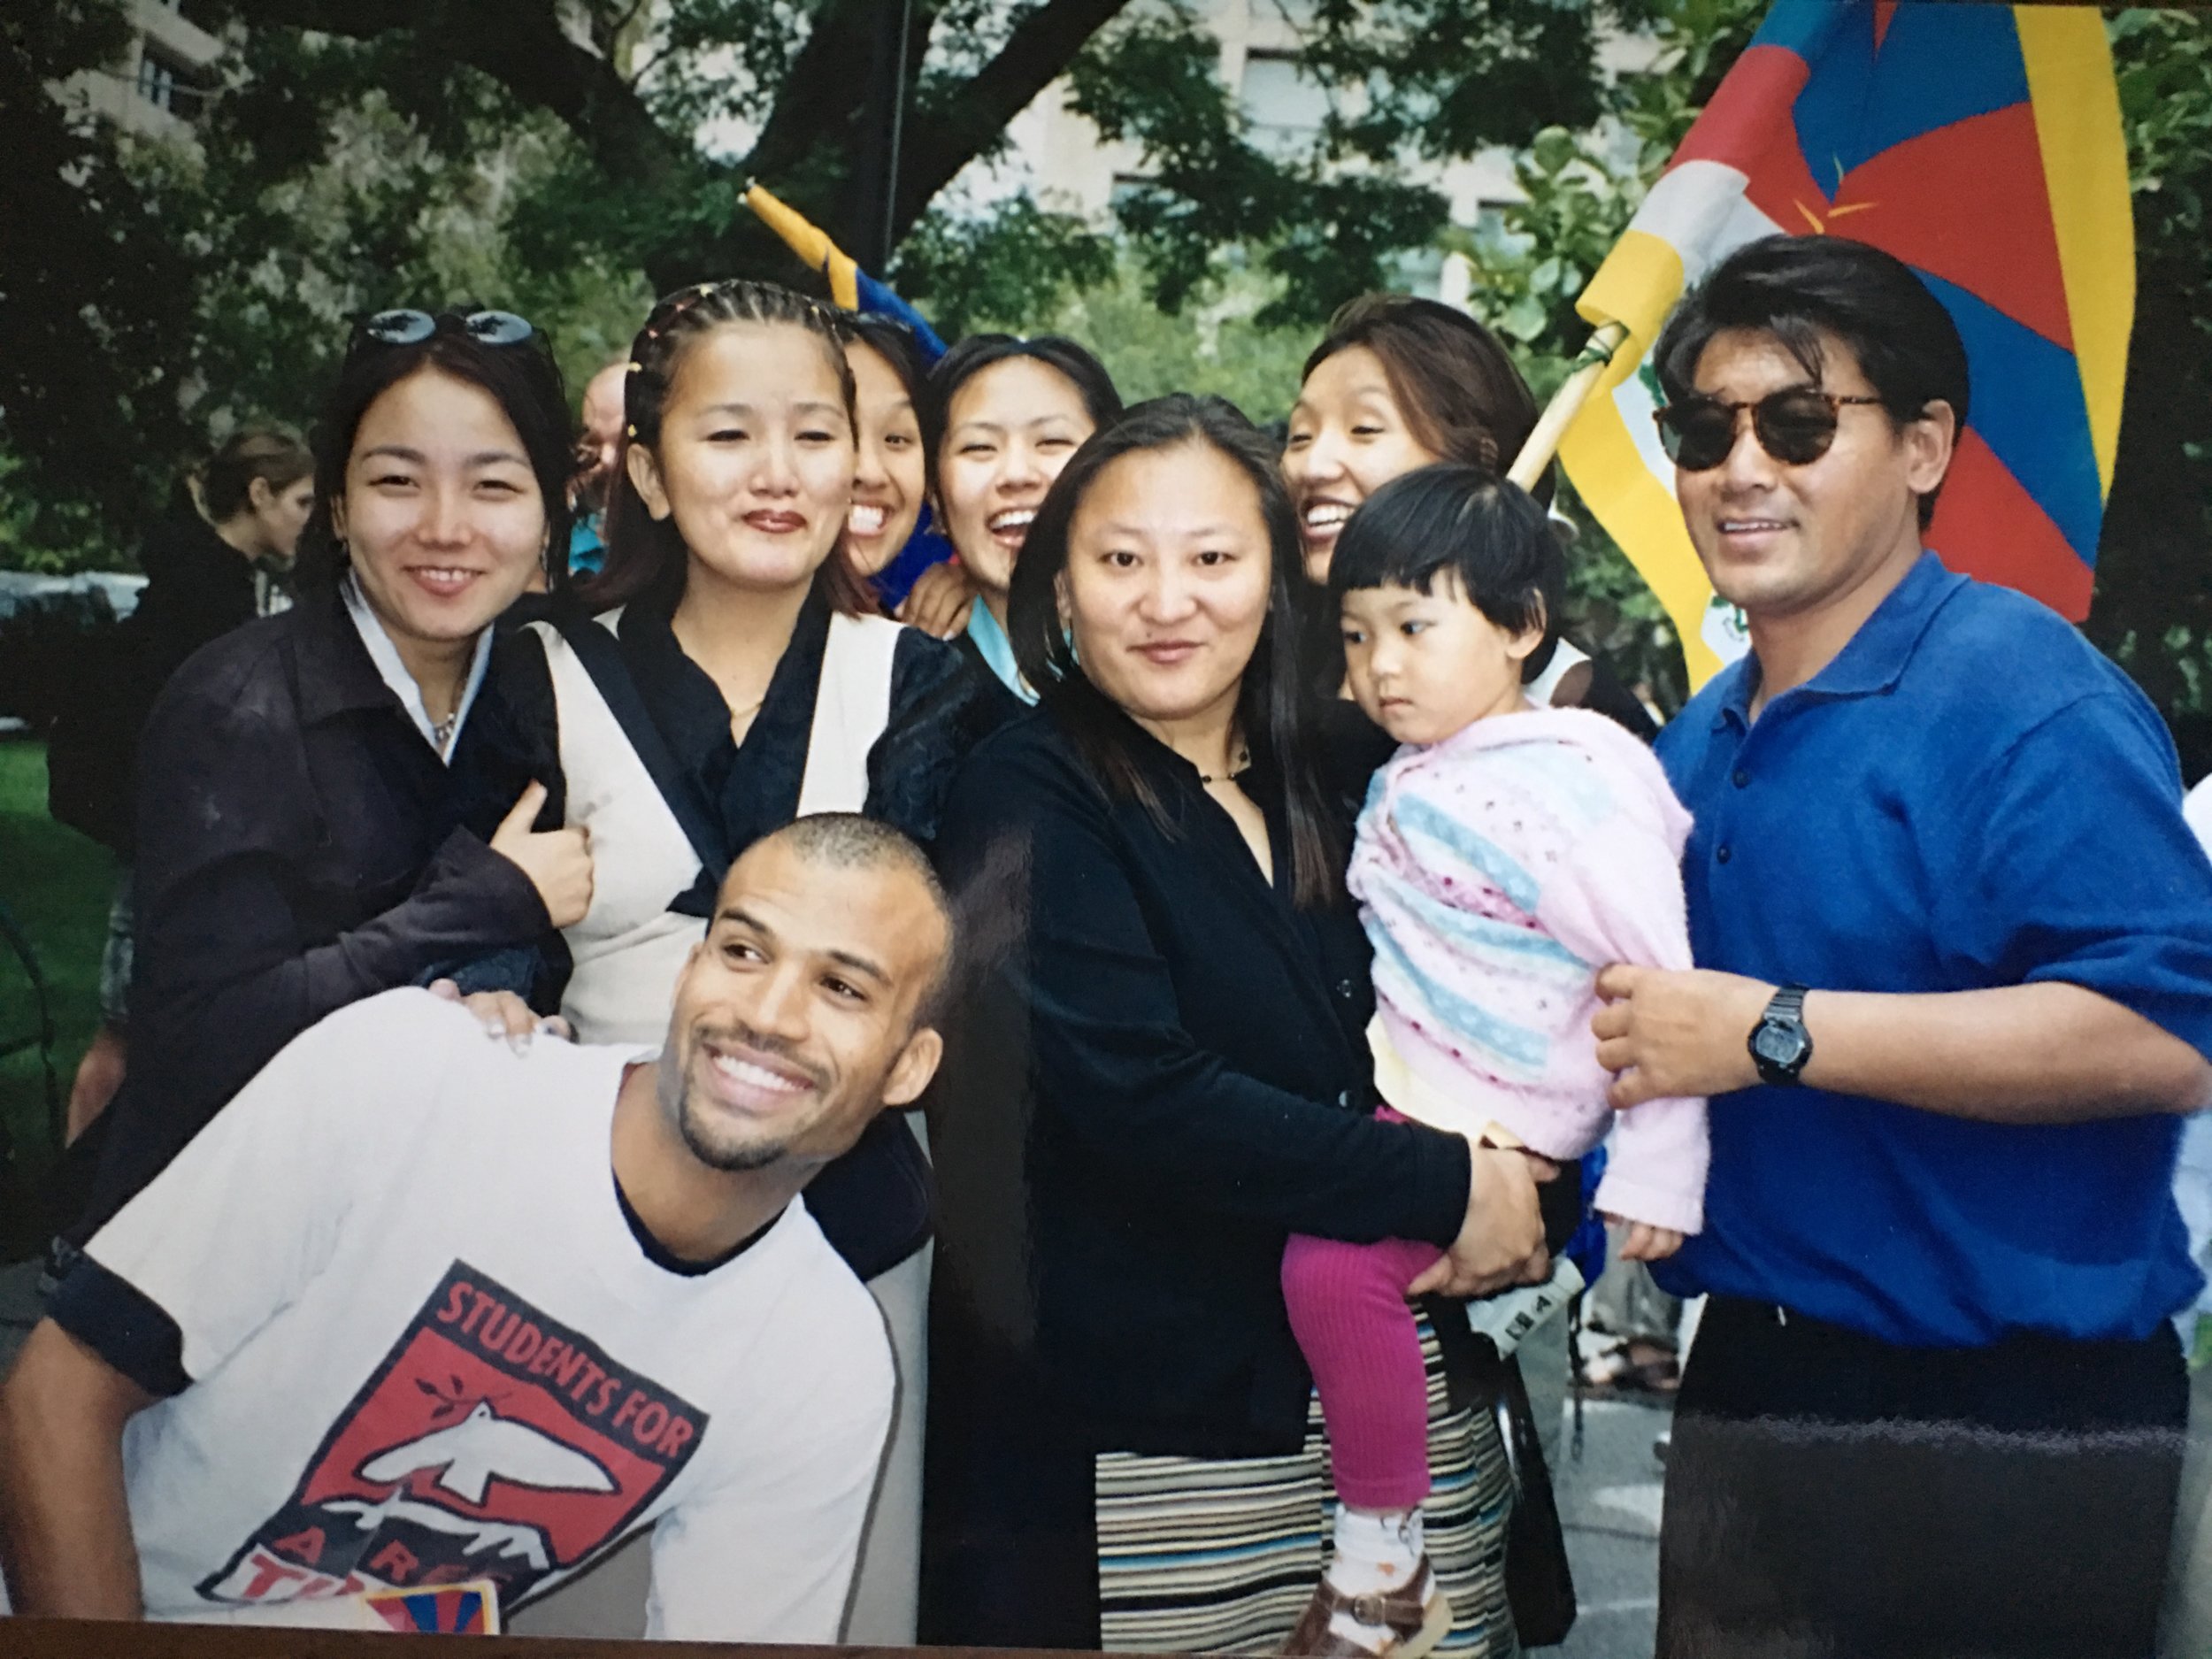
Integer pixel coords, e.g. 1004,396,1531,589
0,1,202,567
2093,10,2212,774
1440,3,2212,736
3,0,1641,570
1425,0,1762,710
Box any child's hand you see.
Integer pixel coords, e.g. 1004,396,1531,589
1604,1217,1684,1263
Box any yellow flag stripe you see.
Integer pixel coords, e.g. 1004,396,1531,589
2016,7,2133,499
1563,225,1726,688
1561,396,1724,688
743,183,863,311
1575,228,1690,380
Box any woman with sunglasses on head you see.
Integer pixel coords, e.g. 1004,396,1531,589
1286,294,1656,742
69,307,589,1240
893,334,1124,695
495,279,1010,1644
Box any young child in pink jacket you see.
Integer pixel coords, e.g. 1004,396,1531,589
1281,466,1706,1658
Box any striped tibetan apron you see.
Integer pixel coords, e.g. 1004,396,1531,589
1095,1310,1517,1657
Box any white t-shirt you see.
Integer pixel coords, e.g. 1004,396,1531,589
41,989,893,1641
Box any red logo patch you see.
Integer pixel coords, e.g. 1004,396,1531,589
199,1262,706,1611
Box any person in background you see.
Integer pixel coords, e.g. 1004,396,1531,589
1285,294,1655,740
566,357,629,579
1596,234,2212,1658
895,334,1123,695
48,431,316,1141
839,314,934,596
497,279,1009,1645
67,307,589,1248
921,396,1549,1655
0,817,952,1641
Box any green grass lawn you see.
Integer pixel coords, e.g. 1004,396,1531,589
0,739,113,1259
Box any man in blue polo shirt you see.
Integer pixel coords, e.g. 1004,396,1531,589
1593,235,2212,1658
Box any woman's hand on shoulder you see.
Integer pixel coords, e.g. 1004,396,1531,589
1406,1145,1552,1299
489,780,595,929
895,560,978,641
428,979,573,1048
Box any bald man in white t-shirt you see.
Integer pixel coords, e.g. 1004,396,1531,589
0,817,953,1641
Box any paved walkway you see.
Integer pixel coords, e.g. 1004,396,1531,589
1542,1394,1670,1656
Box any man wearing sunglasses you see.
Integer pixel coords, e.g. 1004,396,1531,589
1590,234,2212,1657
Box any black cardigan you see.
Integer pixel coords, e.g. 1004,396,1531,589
928,705,1473,1458
72,587,557,1239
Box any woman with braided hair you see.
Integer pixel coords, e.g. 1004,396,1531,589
495,278,1010,1644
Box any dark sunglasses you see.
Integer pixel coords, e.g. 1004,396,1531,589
1654,388,1888,472
355,309,537,349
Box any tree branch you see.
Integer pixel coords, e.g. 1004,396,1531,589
228,0,690,187
739,0,897,189
891,0,1134,242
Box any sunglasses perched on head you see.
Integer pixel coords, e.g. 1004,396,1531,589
1653,388,1888,472
355,309,537,349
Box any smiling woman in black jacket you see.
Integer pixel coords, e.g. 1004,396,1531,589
70,311,587,1240
919,396,1548,1655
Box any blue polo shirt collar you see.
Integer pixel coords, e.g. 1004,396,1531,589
1719,550,1962,731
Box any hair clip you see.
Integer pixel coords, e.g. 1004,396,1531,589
626,424,637,437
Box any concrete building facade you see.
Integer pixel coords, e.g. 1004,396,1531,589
58,0,227,142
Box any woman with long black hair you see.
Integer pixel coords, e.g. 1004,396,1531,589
921,395,1549,1655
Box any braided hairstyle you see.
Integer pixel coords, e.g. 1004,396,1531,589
1301,294,1551,504
585,279,864,612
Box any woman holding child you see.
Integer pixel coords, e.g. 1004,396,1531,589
919,396,1557,1656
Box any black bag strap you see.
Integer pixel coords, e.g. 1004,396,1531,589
541,609,729,884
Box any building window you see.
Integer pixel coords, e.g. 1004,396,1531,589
136,50,178,111
134,45,207,119
1239,50,1330,158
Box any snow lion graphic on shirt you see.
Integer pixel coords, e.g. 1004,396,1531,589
198,1262,708,1611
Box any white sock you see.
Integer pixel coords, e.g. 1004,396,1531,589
1323,1509,1428,1647
1325,1506,1425,1597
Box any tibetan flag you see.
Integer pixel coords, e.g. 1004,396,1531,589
742,183,949,360
362,1580,501,1634
1557,3,2132,687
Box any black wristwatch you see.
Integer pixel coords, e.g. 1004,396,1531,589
1747,984,1814,1087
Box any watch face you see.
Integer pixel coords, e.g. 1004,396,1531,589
1753,1020,1806,1068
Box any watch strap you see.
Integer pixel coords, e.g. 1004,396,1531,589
1751,983,1813,1087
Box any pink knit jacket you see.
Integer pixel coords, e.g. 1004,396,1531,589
1349,706,1709,1233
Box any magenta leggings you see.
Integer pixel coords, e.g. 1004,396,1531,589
1281,1218,1444,1511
